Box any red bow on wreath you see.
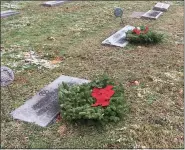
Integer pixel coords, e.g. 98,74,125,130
91,85,115,107
143,26,149,34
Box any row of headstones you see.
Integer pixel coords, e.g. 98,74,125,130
102,2,170,48
1,1,67,18
141,2,170,20
1,1,171,18
1,1,170,19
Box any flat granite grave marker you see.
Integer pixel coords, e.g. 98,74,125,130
142,10,163,20
102,25,135,48
130,12,145,18
11,75,90,127
1,10,19,18
42,1,67,7
153,2,170,12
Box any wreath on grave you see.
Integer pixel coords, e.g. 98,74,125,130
126,26,163,44
58,75,128,124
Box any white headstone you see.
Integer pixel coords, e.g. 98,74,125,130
153,2,170,12
1,10,19,18
42,1,66,7
102,25,135,48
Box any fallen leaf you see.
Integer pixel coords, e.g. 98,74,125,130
134,81,140,86
57,124,67,136
50,57,63,64
50,60,60,64
179,89,183,96
56,113,62,123
128,80,140,86
55,56,63,61
176,98,183,107
15,77,28,83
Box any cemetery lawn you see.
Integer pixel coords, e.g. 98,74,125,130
1,1,184,149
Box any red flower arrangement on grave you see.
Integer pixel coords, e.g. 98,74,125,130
132,26,149,35
126,25,163,44
91,85,115,107
143,26,149,34
132,28,141,35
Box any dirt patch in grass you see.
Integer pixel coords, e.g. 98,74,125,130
1,1,184,149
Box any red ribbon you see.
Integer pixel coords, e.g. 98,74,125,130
91,85,115,107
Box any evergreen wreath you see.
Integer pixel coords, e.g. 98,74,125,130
126,25,163,44
58,75,129,124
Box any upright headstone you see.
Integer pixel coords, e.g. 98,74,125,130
114,7,124,24
114,7,123,17
42,1,66,7
1,66,15,101
142,10,163,20
11,75,90,127
1,10,19,18
1,66,14,87
102,25,135,48
153,2,170,12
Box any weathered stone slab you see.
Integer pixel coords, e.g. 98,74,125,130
42,1,67,7
130,12,145,18
102,25,135,48
1,10,19,18
11,75,90,127
153,2,170,12
142,10,163,20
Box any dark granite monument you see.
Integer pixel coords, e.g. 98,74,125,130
142,10,163,20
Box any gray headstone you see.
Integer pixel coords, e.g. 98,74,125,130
102,25,135,48
11,75,90,127
142,10,163,20
130,12,145,18
1,10,19,18
1,66,14,87
153,2,170,12
42,1,67,7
